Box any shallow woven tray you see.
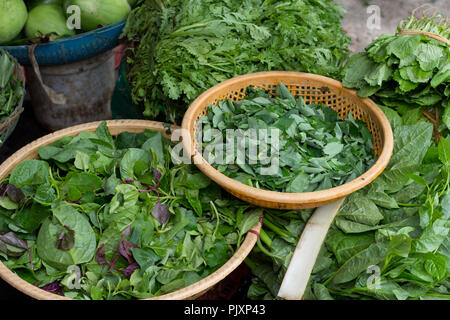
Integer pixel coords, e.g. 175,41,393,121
182,72,394,210
0,120,262,300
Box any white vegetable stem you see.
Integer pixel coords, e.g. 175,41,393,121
277,198,345,300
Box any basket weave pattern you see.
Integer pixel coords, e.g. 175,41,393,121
183,72,394,210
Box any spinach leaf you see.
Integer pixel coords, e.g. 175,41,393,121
36,204,97,269
9,160,50,188
201,84,376,193
120,148,151,180
331,242,388,284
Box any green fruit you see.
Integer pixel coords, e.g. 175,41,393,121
0,0,28,45
25,4,76,39
65,0,130,32
27,0,64,10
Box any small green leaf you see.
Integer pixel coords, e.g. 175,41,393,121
438,138,450,165
323,142,344,157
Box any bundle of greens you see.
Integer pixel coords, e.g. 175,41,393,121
0,50,24,123
122,0,350,123
198,83,376,193
247,108,450,300
398,10,450,40
341,14,449,136
0,122,262,300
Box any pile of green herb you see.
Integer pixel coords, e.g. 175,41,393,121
122,0,350,123
0,122,262,300
341,14,449,136
0,50,24,123
247,108,450,300
198,83,377,193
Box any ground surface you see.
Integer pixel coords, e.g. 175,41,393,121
335,0,449,53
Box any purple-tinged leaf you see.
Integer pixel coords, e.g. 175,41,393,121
123,179,139,183
0,232,28,250
95,244,107,265
154,170,162,185
95,237,141,276
107,251,121,271
6,184,25,203
151,202,170,225
0,184,8,200
121,262,139,278
121,225,131,237
41,281,63,295
56,226,75,251
118,237,139,264
0,231,34,270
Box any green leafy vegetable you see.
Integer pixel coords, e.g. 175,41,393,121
246,105,450,301
342,14,450,138
0,122,262,300
122,0,350,122
0,50,24,125
199,83,376,193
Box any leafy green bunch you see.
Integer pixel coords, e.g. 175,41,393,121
0,122,262,300
246,10,450,301
0,50,24,123
122,0,350,123
398,9,449,40
341,17,449,134
247,108,450,300
199,83,376,193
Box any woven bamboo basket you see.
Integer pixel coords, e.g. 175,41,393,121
182,72,395,210
0,50,25,148
0,120,262,300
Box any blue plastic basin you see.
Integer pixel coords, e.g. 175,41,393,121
0,19,126,66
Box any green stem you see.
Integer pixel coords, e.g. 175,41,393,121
259,228,272,248
201,63,232,73
48,167,60,200
145,194,180,202
256,237,282,260
210,201,220,238
323,270,339,286
68,250,77,265
438,166,450,198
158,188,172,197
397,203,422,207
170,21,215,37
96,204,106,235
262,217,290,239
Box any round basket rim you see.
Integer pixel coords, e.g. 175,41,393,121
398,30,450,46
0,119,261,300
181,71,395,209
